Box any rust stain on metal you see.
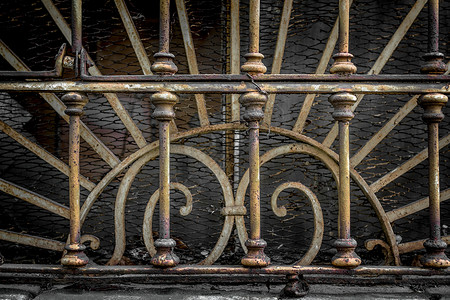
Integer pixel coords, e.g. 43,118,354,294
1,0,449,282
418,92,450,268
60,92,89,267
329,92,361,268
0,42,66,79
240,91,270,267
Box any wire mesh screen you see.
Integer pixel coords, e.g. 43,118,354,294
0,0,449,267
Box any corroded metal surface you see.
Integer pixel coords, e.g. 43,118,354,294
240,93,270,267
419,93,449,268
1,263,449,276
0,43,66,78
417,0,449,268
329,92,361,268
2,80,450,94
149,0,179,268
150,91,179,268
0,0,449,288
60,92,89,267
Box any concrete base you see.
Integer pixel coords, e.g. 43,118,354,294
0,282,449,300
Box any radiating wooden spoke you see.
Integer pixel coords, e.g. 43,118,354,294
175,0,210,127
114,0,153,76
322,0,427,147
0,120,95,191
0,40,120,168
41,0,149,148
0,179,70,219
370,133,450,193
263,0,293,127
387,188,450,223
351,61,449,167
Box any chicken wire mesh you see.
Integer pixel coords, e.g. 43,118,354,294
0,0,449,266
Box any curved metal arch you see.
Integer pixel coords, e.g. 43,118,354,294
106,144,235,266
80,123,400,265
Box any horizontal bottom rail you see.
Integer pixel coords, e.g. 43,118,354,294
0,264,449,276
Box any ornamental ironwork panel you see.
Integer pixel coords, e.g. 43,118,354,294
0,0,449,293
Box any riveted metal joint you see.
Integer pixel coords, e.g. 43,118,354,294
63,55,75,70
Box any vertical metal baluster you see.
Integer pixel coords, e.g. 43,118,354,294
330,0,356,75
420,0,447,74
72,0,82,76
151,0,178,75
61,92,89,267
240,0,270,268
150,0,179,268
419,0,449,269
241,0,266,75
329,0,360,268
60,0,88,268
329,93,360,268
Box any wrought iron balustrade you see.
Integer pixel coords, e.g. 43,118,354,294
0,0,449,295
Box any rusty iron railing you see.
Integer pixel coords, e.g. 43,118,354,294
0,0,449,296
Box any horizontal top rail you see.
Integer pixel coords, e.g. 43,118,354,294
80,73,450,82
0,80,449,94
